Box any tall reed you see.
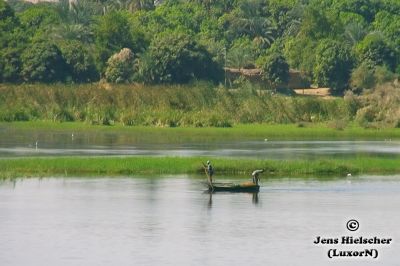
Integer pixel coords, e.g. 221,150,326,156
0,82,376,127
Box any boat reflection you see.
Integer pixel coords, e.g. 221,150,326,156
207,192,259,208
252,192,259,204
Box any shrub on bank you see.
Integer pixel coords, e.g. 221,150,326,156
105,48,136,83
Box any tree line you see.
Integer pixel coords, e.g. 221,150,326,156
0,0,399,94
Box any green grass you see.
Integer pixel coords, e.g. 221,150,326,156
2,83,400,129
1,156,399,179
2,121,400,141
0,83,355,126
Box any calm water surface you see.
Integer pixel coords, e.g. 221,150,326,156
0,128,399,158
1,176,399,266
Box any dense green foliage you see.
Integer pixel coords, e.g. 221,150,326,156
313,40,354,94
258,51,289,88
140,32,222,83
355,33,397,70
21,41,67,82
1,0,399,92
94,11,146,72
105,48,136,83
60,40,98,82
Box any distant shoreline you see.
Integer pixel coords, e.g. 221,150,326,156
1,121,400,141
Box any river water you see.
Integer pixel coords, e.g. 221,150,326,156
1,176,399,266
1,137,400,159
1,127,400,158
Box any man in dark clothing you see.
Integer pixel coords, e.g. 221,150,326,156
252,169,264,185
207,160,214,182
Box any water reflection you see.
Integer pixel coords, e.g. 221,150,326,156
252,192,259,204
207,192,212,209
206,192,259,209
1,127,400,159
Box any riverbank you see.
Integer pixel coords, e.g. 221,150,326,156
1,156,399,179
1,83,342,126
1,83,400,128
2,121,400,141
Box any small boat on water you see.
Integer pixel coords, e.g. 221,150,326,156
207,182,260,193
202,162,260,192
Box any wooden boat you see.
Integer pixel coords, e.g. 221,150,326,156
202,162,260,192
207,182,260,193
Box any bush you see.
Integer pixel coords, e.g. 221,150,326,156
13,109,30,121
0,0,14,19
105,48,135,83
94,11,146,71
18,4,61,35
350,63,375,90
21,41,67,82
351,63,396,90
55,108,75,122
60,40,98,82
373,65,395,85
354,83,400,127
313,40,354,94
258,51,289,89
227,37,258,69
355,33,397,71
344,90,361,116
0,47,22,82
139,31,222,84
0,0,19,32
356,106,377,125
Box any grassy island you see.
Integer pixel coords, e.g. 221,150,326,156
2,121,400,141
1,156,399,179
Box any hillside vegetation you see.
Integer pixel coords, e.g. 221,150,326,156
1,0,399,94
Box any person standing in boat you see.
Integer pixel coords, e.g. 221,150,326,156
252,169,264,185
206,160,214,182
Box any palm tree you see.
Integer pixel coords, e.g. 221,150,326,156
51,24,94,43
234,1,275,48
56,0,102,24
56,0,70,22
70,0,98,24
344,22,367,45
227,48,253,70
104,0,154,13
283,3,304,37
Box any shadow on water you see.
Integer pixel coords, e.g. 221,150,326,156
206,191,259,209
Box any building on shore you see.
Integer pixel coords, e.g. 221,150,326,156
224,68,310,90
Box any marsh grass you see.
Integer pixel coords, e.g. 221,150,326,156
2,121,400,141
1,156,399,179
0,83,351,126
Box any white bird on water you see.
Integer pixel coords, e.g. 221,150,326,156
35,141,38,150
347,173,352,177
